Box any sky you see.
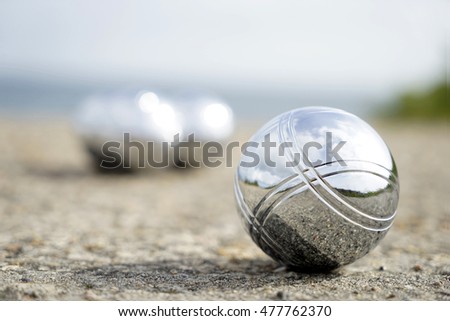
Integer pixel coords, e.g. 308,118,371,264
0,0,449,113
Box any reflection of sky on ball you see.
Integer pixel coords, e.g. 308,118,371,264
138,92,160,113
239,107,394,193
75,90,234,144
202,103,231,129
137,91,182,141
293,108,392,169
173,94,234,141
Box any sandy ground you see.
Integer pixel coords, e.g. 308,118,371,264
0,117,448,300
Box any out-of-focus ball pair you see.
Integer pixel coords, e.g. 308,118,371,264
74,90,233,169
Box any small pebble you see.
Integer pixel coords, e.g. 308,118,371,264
20,277,32,283
413,264,423,272
274,291,288,300
432,281,442,288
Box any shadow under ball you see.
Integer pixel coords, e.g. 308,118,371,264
234,107,399,271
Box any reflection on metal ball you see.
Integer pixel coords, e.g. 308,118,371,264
234,107,399,271
73,89,234,170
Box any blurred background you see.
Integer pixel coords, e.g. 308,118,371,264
0,0,449,120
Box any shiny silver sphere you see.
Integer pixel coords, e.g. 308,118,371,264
234,107,399,271
73,89,234,169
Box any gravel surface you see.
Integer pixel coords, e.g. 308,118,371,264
0,118,448,300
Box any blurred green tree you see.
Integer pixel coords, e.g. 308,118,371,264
386,82,449,121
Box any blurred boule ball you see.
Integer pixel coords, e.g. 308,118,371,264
73,89,234,170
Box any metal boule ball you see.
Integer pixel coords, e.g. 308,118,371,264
73,89,234,170
234,106,399,271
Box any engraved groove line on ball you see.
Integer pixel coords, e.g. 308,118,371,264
267,169,396,230
253,173,300,220
234,173,300,265
284,112,397,222
275,111,395,231
253,162,397,229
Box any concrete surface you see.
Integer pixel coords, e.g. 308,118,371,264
0,119,448,300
